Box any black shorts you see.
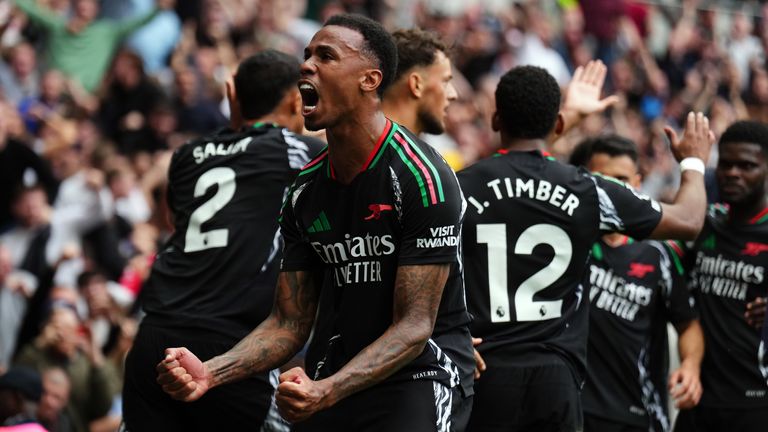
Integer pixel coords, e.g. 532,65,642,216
292,379,456,432
122,323,273,432
468,358,582,432
583,414,647,432
673,404,768,432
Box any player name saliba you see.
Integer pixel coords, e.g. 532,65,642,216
192,137,253,164
468,177,580,215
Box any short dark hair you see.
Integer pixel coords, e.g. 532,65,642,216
495,66,561,139
11,184,47,204
719,120,768,153
234,50,300,119
569,134,639,167
391,28,448,82
76,270,106,290
325,14,397,96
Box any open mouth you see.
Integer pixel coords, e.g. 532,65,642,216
299,82,319,115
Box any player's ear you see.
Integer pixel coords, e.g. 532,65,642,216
408,72,423,98
226,77,242,129
360,69,383,94
491,111,501,132
554,112,565,135
290,88,302,115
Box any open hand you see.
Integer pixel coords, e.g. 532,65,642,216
664,112,715,163
562,60,619,117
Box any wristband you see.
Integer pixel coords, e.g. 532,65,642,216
679,157,705,175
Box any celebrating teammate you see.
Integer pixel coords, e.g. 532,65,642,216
382,26,475,429
156,14,473,431
570,135,704,432
122,50,323,430
457,65,713,431
673,121,768,431
382,28,457,137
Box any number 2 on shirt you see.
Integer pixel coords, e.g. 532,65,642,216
477,223,572,322
185,167,237,252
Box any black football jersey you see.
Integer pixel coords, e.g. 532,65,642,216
582,238,696,431
457,150,662,379
141,124,323,341
762,313,768,385
683,205,768,408
279,120,474,395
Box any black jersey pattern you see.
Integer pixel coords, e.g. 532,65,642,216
279,120,474,394
682,205,768,408
762,314,768,385
457,150,662,379
582,238,696,431
141,124,323,341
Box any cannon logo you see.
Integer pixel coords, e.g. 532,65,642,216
627,263,655,278
364,204,393,221
742,242,768,256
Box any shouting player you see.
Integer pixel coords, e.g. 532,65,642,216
156,14,474,431
673,121,768,431
571,135,704,432
458,65,713,431
122,50,323,431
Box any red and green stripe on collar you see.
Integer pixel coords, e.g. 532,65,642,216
749,207,768,225
494,148,557,161
298,120,445,207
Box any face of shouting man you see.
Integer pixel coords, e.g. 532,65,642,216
299,25,385,132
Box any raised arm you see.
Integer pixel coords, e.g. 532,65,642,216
13,0,65,29
156,270,319,401
550,60,619,143
274,263,449,423
649,112,715,240
116,0,177,38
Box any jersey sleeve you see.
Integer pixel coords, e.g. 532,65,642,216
165,146,184,216
279,182,323,272
590,173,663,240
398,162,463,266
658,241,698,325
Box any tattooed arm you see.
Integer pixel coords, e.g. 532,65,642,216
274,264,449,423
156,270,319,401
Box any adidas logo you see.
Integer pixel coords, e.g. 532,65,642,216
702,234,715,250
308,211,331,233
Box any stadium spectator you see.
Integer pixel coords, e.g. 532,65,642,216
35,367,72,432
12,0,175,93
0,366,42,427
97,49,165,155
15,306,114,432
0,42,39,106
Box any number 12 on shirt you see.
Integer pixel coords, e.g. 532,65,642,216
477,223,572,322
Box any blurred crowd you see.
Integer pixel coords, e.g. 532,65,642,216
0,0,767,431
